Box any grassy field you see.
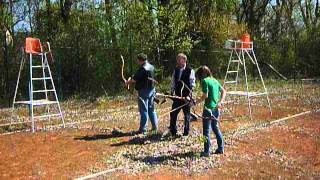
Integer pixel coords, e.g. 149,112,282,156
0,80,319,179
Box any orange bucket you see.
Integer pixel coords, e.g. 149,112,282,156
25,37,42,54
240,33,250,48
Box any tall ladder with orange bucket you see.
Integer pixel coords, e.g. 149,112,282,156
223,33,272,120
11,37,65,132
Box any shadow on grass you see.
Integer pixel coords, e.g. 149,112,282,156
74,131,136,141
126,151,200,165
0,124,29,134
110,133,181,146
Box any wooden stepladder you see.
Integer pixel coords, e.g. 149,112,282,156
12,37,65,132
223,37,272,120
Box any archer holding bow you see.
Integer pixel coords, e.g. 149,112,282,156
169,53,196,136
194,66,226,157
125,53,158,134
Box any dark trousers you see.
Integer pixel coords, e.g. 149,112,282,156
169,100,190,135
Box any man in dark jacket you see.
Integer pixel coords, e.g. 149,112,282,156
169,53,195,136
125,53,158,134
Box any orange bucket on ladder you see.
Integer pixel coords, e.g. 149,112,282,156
25,37,42,54
240,33,250,48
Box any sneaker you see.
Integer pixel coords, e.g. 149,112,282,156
170,130,177,137
213,149,224,154
183,132,189,136
171,133,178,137
136,130,147,135
170,132,180,139
200,152,210,157
150,128,158,135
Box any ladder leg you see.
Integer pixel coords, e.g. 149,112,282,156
11,51,26,127
231,51,238,113
30,103,35,133
252,51,272,116
224,50,235,117
45,55,65,128
224,50,233,87
235,49,243,64
42,54,51,121
232,50,242,115
242,50,253,120
266,94,272,116
233,50,242,115
29,54,35,132
235,51,241,92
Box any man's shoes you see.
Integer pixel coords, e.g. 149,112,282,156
213,149,224,154
170,130,177,137
150,128,158,135
136,130,147,135
170,132,181,138
200,150,224,157
182,132,189,136
171,133,177,137
200,152,210,157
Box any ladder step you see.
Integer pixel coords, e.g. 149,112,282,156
224,81,237,84
33,100,58,106
33,89,55,93
227,71,238,73
231,60,240,63
32,77,51,80
33,114,62,119
32,65,48,68
226,91,268,97
14,100,58,106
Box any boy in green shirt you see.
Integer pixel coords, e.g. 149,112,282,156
195,66,226,157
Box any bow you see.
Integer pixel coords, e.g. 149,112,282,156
155,93,185,100
177,80,222,125
158,101,191,119
177,80,195,104
121,55,131,90
157,80,195,119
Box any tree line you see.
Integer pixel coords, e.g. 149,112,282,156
1,0,320,105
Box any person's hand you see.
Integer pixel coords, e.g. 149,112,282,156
125,77,132,86
170,90,174,96
185,96,196,106
217,102,223,109
125,79,130,86
190,99,196,106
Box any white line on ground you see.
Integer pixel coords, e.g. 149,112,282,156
269,110,313,125
74,167,123,180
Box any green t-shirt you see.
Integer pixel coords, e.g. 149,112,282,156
201,77,220,109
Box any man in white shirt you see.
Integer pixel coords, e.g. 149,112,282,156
169,53,195,136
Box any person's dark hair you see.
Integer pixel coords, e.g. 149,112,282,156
137,53,147,61
196,66,212,80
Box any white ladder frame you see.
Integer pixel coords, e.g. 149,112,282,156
12,39,65,132
223,40,272,120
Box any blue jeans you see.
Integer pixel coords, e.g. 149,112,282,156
202,108,224,154
137,88,158,132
